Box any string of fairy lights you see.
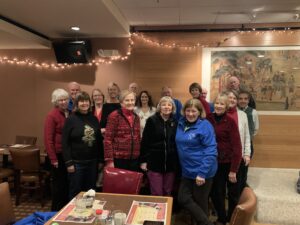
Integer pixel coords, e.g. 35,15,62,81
0,29,300,70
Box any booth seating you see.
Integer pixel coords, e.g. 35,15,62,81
248,167,300,225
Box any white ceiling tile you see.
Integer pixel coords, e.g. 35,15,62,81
215,14,252,24
140,8,179,25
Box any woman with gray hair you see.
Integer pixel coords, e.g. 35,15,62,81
104,90,141,171
44,88,69,211
140,96,178,196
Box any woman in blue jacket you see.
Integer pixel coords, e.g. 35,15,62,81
176,98,217,225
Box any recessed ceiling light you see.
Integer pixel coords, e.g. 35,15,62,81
71,26,80,31
258,54,265,58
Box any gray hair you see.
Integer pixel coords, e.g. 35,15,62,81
156,96,176,114
51,89,69,105
119,89,136,102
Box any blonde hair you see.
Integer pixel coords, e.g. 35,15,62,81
156,96,176,114
214,92,230,110
182,98,206,118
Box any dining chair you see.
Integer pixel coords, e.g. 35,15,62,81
0,168,14,183
9,147,48,206
229,187,257,225
102,167,143,194
0,182,15,225
15,135,37,145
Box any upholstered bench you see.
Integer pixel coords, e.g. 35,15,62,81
247,167,300,225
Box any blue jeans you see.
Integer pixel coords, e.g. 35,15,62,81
68,160,97,199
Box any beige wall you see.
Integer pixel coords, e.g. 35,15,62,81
0,32,299,168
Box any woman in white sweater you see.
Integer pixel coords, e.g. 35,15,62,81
227,90,251,194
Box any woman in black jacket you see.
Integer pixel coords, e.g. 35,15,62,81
62,92,103,199
140,96,178,196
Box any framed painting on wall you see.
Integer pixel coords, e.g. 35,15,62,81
202,46,300,115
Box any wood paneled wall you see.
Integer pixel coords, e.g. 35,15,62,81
130,32,300,169
251,115,300,168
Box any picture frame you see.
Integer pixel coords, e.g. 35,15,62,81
202,46,300,115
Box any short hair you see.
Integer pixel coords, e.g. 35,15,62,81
51,88,69,106
91,88,105,106
182,98,206,118
189,82,202,94
225,90,239,99
74,91,91,112
107,82,120,92
238,89,251,99
156,96,176,114
119,89,136,103
214,92,230,110
136,90,154,109
68,81,80,90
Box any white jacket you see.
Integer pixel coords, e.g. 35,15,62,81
237,110,251,157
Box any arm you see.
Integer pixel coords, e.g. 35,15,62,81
196,122,217,179
103,112,118,163
139,118,154,169
62,117,75,172
229,121,242,173
242,114,251,165
252,109,259,136
44,114,58,167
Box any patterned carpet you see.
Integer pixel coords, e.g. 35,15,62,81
11,192,51,221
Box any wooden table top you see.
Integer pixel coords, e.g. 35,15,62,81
45,192,173,225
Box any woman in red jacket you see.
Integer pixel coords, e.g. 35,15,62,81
104,90,141,171
44,88,69,211
206,93,242,225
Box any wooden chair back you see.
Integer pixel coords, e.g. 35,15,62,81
15,135,37,145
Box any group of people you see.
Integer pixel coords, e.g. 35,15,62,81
44,77,259,225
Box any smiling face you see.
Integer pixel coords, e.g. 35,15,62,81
160,100,173,117
56,97,69,111
92,90,104,105
78,99,90,114
121,93,136,110
238,93,249,109
108,85,119,99
214,97,227,115
228,92,238,108
190,88,201,98
68,83,80,100
140,92,149,105
228,76,240,90
185,106,200,123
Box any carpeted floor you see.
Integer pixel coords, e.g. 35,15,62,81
248,167,300,225
11,192,51,221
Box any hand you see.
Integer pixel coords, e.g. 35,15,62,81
195,176,205,186
67,165,75,173
98,163,104,170
228,172,237,183
140,163,147,172
52,162,59,168
101,128,106,134
243,156,251,166
105,161,114,168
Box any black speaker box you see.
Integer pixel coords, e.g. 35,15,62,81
53,40,92,64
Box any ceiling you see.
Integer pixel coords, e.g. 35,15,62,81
0,0,300,49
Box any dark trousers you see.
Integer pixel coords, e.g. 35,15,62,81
178,177,213,225
50,154,69,211
237,160,248,195
211,163,240,224
114,158,140,172
68,159,97,200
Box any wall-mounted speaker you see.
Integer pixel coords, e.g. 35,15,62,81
53,40,92,64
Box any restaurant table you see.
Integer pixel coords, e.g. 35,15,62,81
0,145,47,168
45,192,173,225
